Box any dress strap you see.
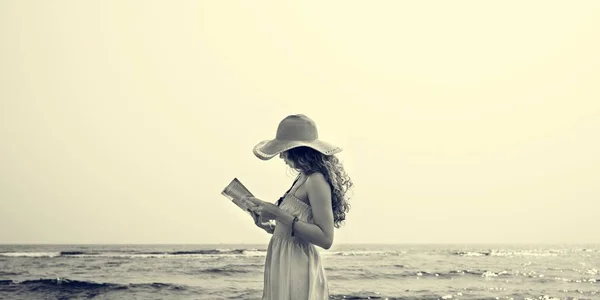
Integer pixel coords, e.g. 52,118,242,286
290,174,308,199
276,174,301,207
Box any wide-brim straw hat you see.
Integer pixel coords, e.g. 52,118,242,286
253,114,342,160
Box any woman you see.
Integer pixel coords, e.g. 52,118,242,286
242,114,353,300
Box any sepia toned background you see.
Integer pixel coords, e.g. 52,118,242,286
1,0,599,245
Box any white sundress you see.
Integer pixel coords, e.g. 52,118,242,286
261,178,329,300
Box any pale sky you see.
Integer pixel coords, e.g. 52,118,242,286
1,1,599,244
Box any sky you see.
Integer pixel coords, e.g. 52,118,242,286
1,1,599,245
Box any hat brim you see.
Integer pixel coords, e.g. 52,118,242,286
253,139,342,160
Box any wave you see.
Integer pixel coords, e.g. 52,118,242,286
0,248,267,258
454,251,491,256
0,278,126,295
454,249,565,257
197,266,253,275
329,291,459,300
179,263,265,276
0,252,60,258
0,271,22,276
0,278,187,294
328,269,514,281
326,250,405,256
59,251,100,256
0,279,465,300
0,280,440,300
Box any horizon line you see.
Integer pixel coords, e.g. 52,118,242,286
1,242,599,245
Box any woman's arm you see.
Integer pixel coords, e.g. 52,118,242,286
276,173,334,249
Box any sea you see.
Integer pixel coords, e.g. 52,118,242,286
0,244,598,300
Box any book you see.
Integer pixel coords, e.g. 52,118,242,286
221,178,257,214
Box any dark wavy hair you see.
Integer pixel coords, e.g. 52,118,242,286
284,146,353,228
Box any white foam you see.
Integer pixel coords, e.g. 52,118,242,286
0,252,60,257
242,250,267,257
461,252,486,256
326,250,401,256
488,250,561,257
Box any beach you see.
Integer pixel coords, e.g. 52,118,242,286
1,244,598,300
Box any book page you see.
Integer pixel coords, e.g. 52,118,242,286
221,178,256,213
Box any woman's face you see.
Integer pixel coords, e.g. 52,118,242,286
279,151,295,168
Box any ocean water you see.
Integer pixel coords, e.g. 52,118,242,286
0,244,598,300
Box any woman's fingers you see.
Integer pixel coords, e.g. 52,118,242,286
250,211,260,224
248,205,261,213
245,197,264,206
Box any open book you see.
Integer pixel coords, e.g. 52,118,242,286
221,178,257,215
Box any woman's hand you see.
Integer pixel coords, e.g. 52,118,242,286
241,196,276,233
243,196,288,222
248,209,274,234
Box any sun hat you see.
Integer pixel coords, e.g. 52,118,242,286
253,114,342,160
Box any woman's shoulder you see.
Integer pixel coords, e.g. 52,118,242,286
305,172,330,191
305,171,326,181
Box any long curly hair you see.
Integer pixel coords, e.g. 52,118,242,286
284,146,353,228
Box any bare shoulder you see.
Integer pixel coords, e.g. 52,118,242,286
305,172,334,223
306,172,328,185
305,172,331,196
